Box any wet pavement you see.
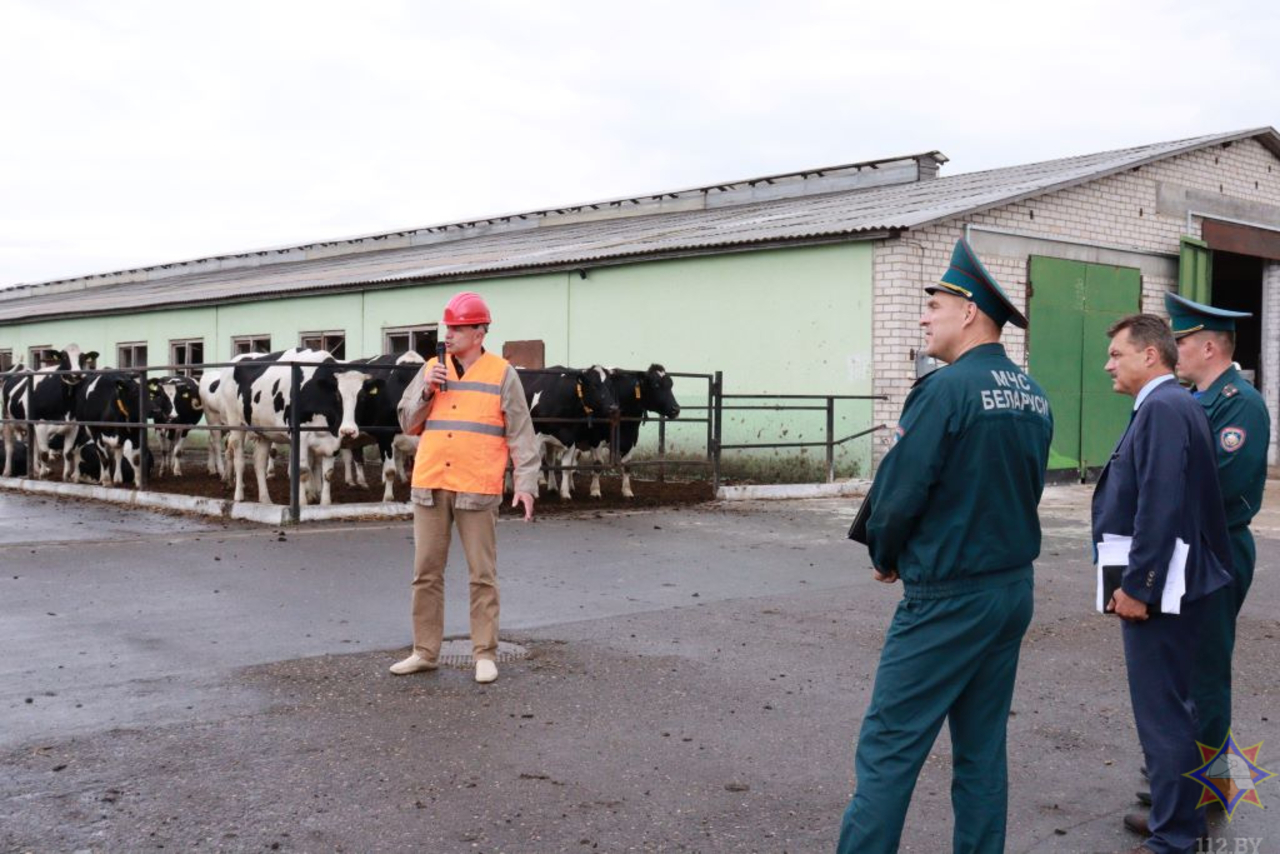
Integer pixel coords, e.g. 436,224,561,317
0,486,1277,852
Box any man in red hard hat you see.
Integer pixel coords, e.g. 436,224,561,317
392,291,540,684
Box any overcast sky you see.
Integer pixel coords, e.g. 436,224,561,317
2,0,1276,287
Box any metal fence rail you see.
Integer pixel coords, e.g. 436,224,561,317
709,374,887,490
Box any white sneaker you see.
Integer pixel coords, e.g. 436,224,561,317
389,653,437,675
475,659,498,683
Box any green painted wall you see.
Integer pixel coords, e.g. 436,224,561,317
0,242,876,479
564,244,876,478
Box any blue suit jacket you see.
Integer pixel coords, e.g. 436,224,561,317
1090,377,1233,605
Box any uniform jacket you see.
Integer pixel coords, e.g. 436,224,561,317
1194,365,1270,529
398,350,540,508
1090,377,1232,605
866,342,1054,586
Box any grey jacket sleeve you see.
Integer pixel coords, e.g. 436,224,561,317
501,366,541,495
397,366,433,437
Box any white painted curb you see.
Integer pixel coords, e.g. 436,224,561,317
716,479,871,501
0,476,413,524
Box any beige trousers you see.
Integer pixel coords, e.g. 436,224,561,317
411,491,500,663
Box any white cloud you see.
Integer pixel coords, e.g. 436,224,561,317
0,0,1276,285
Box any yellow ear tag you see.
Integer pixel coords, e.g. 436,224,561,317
116,399,129,417
369,387,378,395
634,385,642,400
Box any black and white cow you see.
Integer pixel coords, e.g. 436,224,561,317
70,372,173,486
200,353,267,481
152,375,204,476
582,364,681,498
518,365,620,499
220,348,379,506
343,351,426,501
1,345,99,479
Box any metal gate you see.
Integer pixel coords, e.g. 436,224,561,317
1028,256,1141,479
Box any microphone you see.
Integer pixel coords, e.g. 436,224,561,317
436,342,448,391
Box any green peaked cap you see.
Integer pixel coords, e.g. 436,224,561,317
1164,291,1251,338
925,237,1028,329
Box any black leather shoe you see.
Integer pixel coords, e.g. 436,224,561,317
1123,812,1151,836
1135,790,1151,806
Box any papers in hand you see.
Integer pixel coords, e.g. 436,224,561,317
1095,534,1188,615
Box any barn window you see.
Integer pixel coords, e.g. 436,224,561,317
28,345,54,367
232,334,272,356
0,350,13,371
299,331,346,359
117,342,148,369
383,324,437,358
170,339,205,379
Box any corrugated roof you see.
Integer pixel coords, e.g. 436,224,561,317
2,127,1277,324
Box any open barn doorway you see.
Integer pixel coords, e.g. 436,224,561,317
1211,251,1264,386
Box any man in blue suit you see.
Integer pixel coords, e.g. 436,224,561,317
1092,314,1233,854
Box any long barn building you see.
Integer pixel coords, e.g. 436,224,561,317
2,127,1280,480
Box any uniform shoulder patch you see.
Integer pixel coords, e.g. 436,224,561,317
1223,383,1239,398
1220,426,1246,453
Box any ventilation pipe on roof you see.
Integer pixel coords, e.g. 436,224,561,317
915,153,946,180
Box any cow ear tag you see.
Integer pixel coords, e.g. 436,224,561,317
115,399,129,417
634,385,642,400
369,387,378,395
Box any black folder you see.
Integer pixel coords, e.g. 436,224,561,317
1100,564,1163,615
847,496,871,545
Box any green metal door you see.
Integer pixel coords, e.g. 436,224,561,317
1028,257,1141,478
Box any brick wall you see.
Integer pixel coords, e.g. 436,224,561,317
1263,261,1280,466
872,138,1280,463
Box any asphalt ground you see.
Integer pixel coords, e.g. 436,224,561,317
1,486,1277,853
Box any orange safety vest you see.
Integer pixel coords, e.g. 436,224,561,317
411,351,510,494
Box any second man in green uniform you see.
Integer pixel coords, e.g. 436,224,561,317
1167,292,1270,766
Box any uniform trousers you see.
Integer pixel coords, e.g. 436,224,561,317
1123,595,1209,854
411,490,500,663
837,577,1033,854
1191,527,1253,751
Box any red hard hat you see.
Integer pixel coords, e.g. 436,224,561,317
443,291,492,326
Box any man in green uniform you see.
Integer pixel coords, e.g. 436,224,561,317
838,237,1054,854
1128,293,1270,809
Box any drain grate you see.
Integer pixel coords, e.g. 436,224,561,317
436,639,530,669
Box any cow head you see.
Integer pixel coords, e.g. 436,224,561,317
353,373,390,430
579,365,620,418
301,363,372,439
56,344,99,387
159,377,202,420
640,364,680,419
335,369,374,439
145,378,176,423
